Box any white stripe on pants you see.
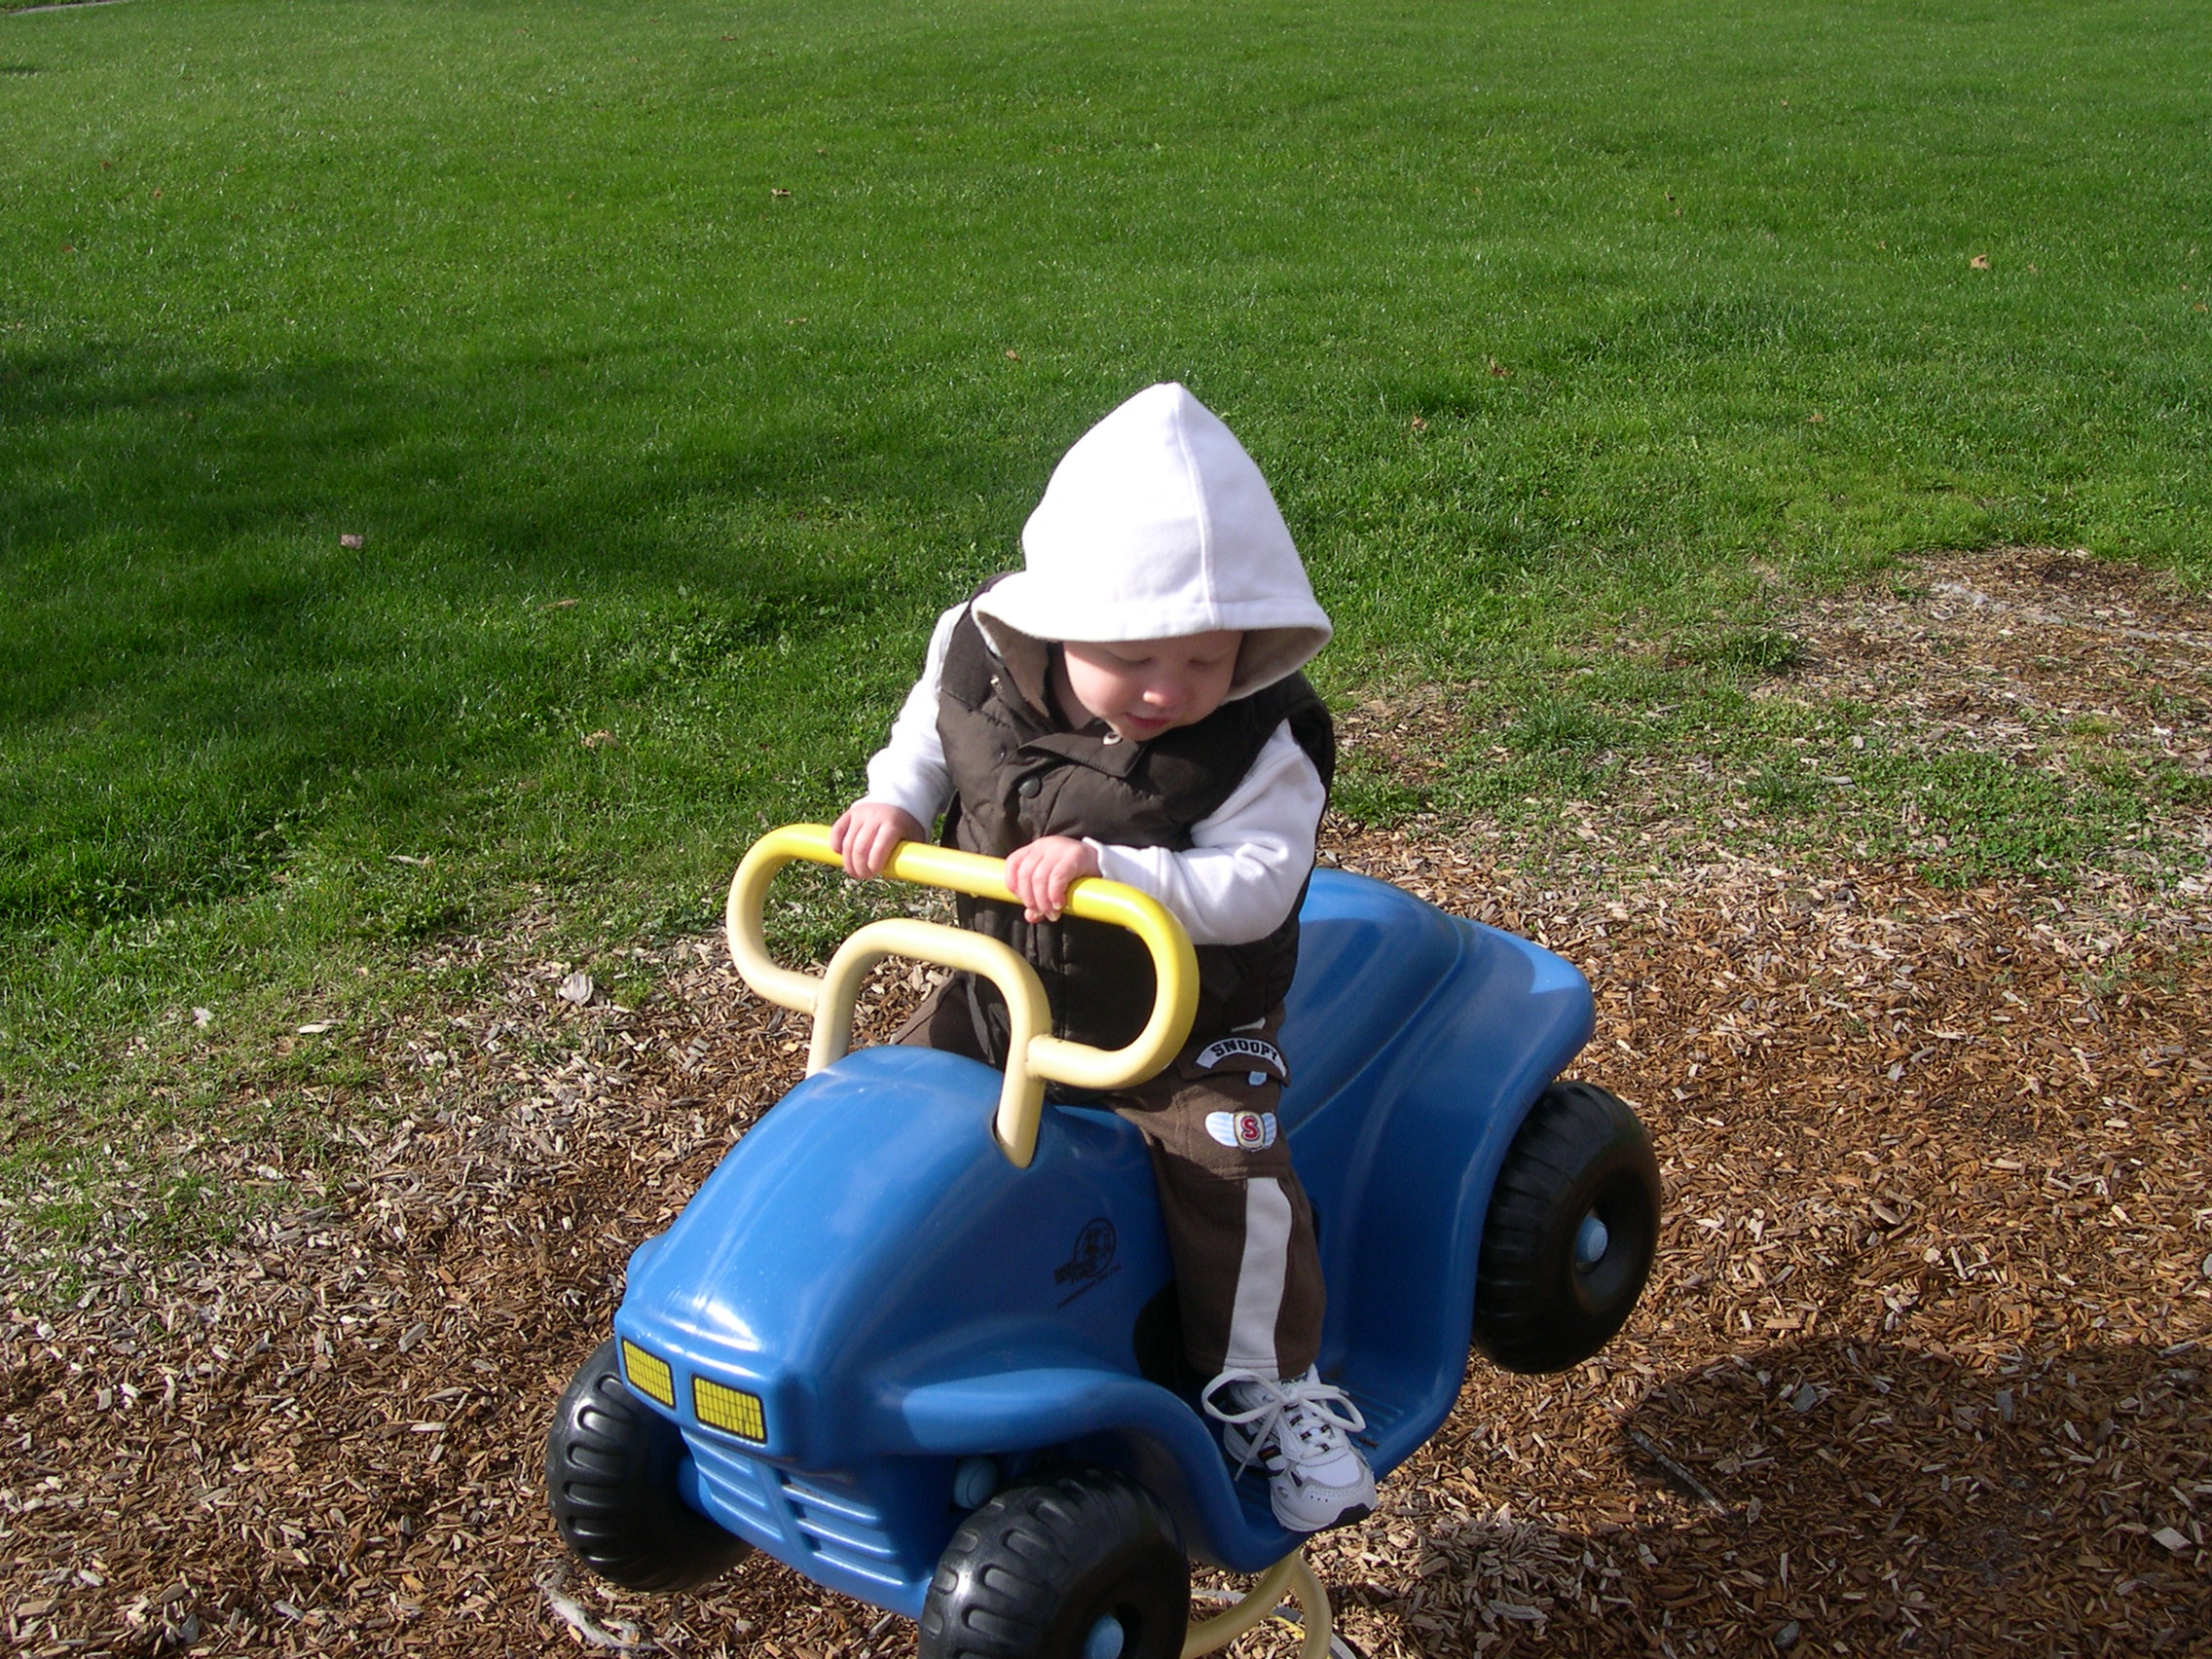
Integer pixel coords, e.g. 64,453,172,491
1224,1176,1295,1374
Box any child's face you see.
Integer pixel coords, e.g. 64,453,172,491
1057,630,1242,742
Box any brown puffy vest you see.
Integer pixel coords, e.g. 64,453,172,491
935,593,1335,1064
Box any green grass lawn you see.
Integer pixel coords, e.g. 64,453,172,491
3,0,2207,1224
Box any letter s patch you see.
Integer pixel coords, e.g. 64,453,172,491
1204,1110,1278,1151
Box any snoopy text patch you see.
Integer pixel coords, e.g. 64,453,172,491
1192,1036,1287,1079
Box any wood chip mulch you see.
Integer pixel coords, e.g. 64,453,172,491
3,551,2207,1658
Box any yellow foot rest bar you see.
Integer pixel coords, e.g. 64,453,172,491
724,824,1199,1167
1184,1550,1335,1659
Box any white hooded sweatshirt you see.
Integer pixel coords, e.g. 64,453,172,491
862,384,1332,945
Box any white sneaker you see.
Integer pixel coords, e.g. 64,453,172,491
1203,1366,1377,1532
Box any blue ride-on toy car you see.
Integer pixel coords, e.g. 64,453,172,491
547,825,1661,1659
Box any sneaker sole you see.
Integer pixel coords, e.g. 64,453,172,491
1275,1498,1374,1533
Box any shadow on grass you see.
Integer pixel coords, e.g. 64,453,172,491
0,337,997,571
0,339,1008,932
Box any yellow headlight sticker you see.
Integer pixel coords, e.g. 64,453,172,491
692,1376,767,1442
619,1341,676,1409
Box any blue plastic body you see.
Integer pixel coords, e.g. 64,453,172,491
611,868,1594,1618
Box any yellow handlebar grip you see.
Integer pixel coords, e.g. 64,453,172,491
723,824,1200,1166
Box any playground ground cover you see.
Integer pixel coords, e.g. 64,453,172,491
1,548,2206,1655
3,0,2210,1241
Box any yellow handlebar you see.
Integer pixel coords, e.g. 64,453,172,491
724,824,1200,1167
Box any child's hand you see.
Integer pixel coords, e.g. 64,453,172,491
830,803,925,879
1004,835,1100,923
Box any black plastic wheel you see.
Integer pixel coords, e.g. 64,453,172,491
918,1468,1188,1659
545,1337,752,1593
1472,1081,1662,1374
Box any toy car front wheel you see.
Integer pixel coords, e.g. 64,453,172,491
919,1468,1188,1659
1472,1081,1661,1374
546,1337,753,1592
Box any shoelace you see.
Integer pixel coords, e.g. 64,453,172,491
1202,1369,1368,1476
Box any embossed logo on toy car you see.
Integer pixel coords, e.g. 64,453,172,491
1052,1216,1119,1307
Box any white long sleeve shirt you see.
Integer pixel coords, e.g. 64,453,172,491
862,606,1327,946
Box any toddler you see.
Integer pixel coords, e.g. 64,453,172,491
831,383,1373,1531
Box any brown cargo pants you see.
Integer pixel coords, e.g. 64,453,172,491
896,984,1324,1381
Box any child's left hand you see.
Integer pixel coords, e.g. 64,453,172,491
1004,836,1101,923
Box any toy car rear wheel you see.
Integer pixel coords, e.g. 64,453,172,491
546,1337,753,1593
1472,1081,1661,1374
919,1468,1188,1659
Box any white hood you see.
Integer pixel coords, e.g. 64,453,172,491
974,383,1332,700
